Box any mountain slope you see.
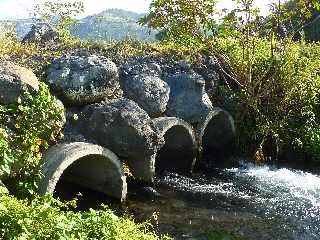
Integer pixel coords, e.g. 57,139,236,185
71,9,157,42
1,9,157,42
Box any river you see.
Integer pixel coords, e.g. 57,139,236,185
126,162,320,240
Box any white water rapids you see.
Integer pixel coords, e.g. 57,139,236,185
156,164,320,239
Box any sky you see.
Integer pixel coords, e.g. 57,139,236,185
0,0,272,20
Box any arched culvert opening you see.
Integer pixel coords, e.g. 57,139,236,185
197,108,236,163
40,142,127,209
152,117,197,175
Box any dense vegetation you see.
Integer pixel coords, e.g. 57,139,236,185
0,0,320,239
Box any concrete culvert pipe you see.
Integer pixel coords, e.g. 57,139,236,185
152,117,197,175
197,108,235,159
39,142,127,202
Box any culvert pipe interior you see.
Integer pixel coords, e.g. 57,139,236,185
39,142,127,204
197,108,236,159
152,117,197,175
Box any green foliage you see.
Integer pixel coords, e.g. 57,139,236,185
32,0,85,41
140,0,217,46
0,193,169,240
0,82,64,196
218,37,320,162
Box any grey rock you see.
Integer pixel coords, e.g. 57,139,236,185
165,72,213,124
121,74,170,117
46,53,123,105
22,22,59,44
40,142,127,201
193,56,221,96
0,61,39,104
75,98,164,182
120,58,163,77
120,58,169,116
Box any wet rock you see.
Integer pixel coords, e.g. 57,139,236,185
0,61,39,104
46,53,123,106
75,98,164,182
22,22,59,44
165,72,213,124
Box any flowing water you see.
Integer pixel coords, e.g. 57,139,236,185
126,162,320,240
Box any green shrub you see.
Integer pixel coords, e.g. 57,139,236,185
0,82,64,196
217,37,320,162
0,193,168,240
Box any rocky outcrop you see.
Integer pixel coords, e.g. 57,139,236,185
40,142,127,201
22,22,59,44
74,98,164,182
120,58,169,117
0,62,39,104
165,71,213,124
46,53,123,105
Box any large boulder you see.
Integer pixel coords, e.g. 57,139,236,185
121,74,170,117
46,53,123,106
22,22,59,44
165,71,213,124
120,58,169,117
193,56,221,96
74,98,164,182
0,62,39,104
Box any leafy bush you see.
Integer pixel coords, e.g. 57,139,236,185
0,82,64,196
217,37,320,162
0,193,168,240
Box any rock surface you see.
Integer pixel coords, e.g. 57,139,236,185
193,56,221,96
165,71,213,124
46,53,123,105
22,22,59,44
74,98,164,182
121,74,170,117
120,58,169,117
0,62,39,104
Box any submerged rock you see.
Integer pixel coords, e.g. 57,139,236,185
46,53,123,106
165,72,213,124
0,61,39,104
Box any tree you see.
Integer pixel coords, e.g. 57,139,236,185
32,0,84,39
140,0,218,45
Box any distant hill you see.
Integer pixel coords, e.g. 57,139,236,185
0,9,157,42
0,19,33,38
71,9,157,42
